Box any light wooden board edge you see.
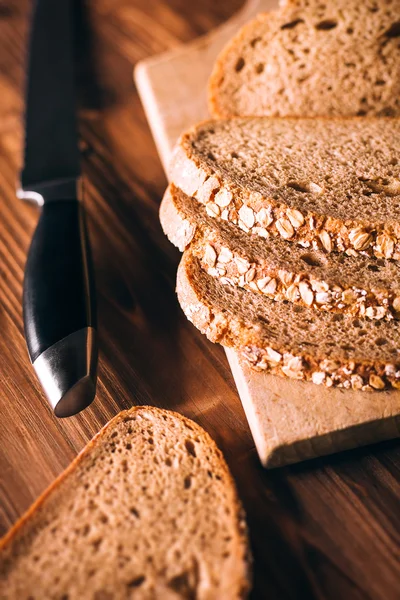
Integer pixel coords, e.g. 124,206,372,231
134,0,400,467
134,0,268,171
226,350,400,467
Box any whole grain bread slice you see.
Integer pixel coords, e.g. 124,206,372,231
169,117,400,260
0,406,250,600
208,0,400,119
177,251,400,392
161,184,400,320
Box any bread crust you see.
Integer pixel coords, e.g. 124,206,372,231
162,184,400,321
177,252,400,392
0,406,251,600
169,117,400,262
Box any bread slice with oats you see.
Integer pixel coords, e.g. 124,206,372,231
177,251,400,392
160,184,400,320
169,117,400,261
0,406,251,600
208,0,400,119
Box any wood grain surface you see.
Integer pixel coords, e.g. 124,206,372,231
0,1,399,598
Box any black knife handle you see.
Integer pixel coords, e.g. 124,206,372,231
23,200,96,363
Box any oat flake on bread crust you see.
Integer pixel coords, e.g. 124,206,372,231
161,185,400,321
177,252,400,392
169,118,400,261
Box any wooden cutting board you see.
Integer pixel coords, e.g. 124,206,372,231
134,0,400,467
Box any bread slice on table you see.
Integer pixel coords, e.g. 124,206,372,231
177,251,400,392
0,407,250,600
161,185,400,321
208,0,400,118
169,117,400,260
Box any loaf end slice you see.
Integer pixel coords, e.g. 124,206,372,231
208,1,400,118
169,117,400,260
177,251,400,392
161,184,400,320
0,407,251,600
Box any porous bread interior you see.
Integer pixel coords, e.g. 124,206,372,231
180,117,400,224
0,407,249,600
209,0,400,118
178,252,400,368
166,184,400,294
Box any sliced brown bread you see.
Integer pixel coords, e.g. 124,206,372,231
208,0,400,118
169,117,400,260
177,251,400,392
160,184,400,320
0,407,250,600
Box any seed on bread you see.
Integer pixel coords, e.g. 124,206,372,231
315,291,331,305
350,374,363,390
245,268,256,283
256,207,273,228
177,252,400,392
235,256,251,275
218,247,234,264
341,289,358,305
286,284,300,303
365,306,386,320
169,118,400,261
204,244,217,267
262,278,277,295
375,233,395,259
311,280,329,293
197,175,219,204
238,205,255,229
319,230,332,253
299,281,314,307
206,202,220,218
265,347,282,365
286,208,305,229
215,188,233,208
161,185,400,320
257,277,272,294
278,270,293,286
276,217,294,239
369,374,385,390
349,228,373,251
312,372,326,385
252,226,269,238
281,355,304,379
393,297,400,313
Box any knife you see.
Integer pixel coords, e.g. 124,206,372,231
17,0,97,417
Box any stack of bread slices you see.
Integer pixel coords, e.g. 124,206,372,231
160,0,400,394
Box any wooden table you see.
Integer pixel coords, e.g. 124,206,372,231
0,1,399,597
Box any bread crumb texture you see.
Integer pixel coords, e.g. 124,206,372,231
209,0,400,118
161,185,400,321
170,117,400,260
177,252,400,392
0,407,250,600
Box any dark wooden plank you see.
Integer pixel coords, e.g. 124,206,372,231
0,1,399,598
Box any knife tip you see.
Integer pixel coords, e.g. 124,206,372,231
54,375,96,418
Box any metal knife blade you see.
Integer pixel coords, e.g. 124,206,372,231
20,0,80,196
19,0,97,417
